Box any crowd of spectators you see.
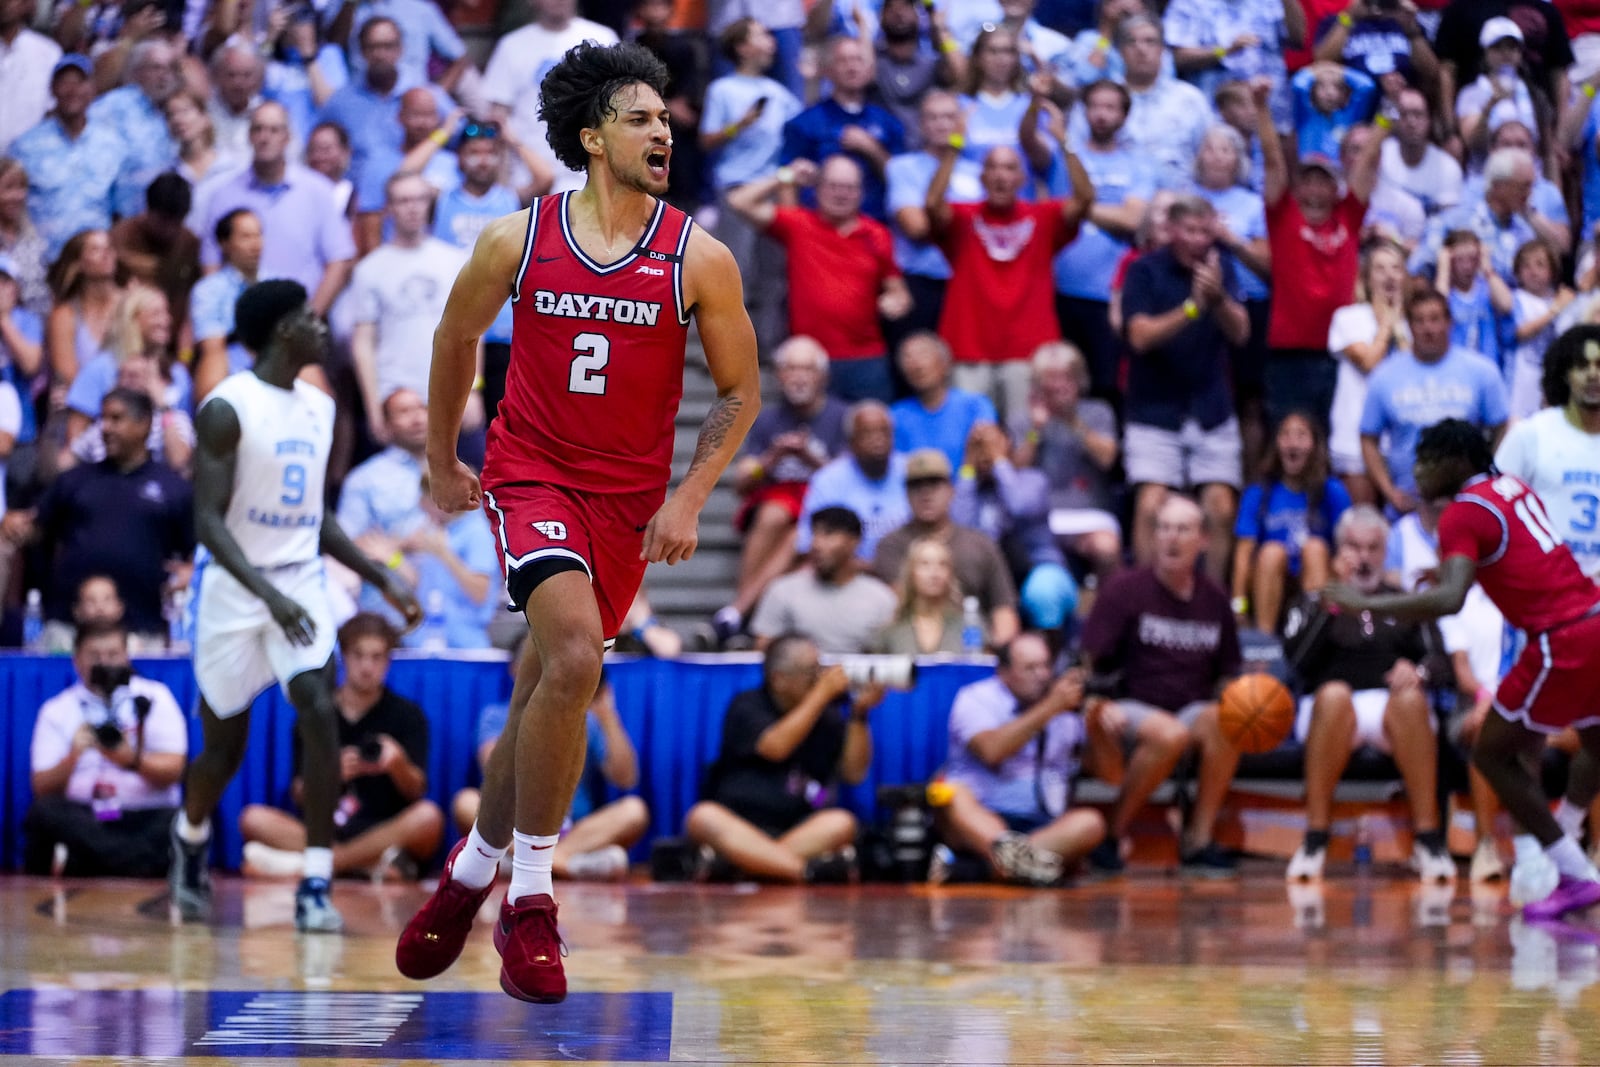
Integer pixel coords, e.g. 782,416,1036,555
8,0,1600,888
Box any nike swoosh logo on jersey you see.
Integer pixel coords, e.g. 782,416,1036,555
536,254,562,263
634,525,648,532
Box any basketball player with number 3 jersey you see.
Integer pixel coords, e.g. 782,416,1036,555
1493,325,1600,581
1326,418,1600,922
169,281,423,935
397,43,760,1002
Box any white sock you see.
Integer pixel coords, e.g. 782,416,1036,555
451,825,506,890
1514,833,1544,865
508,831,559,904
177,814,211,845
1545,835,1597,880
303,847,334,882
1555,798,1588,839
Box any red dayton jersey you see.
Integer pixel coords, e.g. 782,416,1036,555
1438,473,1600,633
484,191,693,496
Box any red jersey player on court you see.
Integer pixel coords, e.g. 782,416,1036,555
396,41,760,1002
1325,418,1600,921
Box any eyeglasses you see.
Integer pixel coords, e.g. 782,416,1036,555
461,121,500,141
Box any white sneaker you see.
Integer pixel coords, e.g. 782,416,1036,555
1286,844,1325,882
566,844,629,881
1510,851,1562,908
243,841,306,880
1470,840,1507,883
1412,843,1458,885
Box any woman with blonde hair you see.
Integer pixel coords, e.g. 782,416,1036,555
1327,240,1409,506
873,537,979,655
62,285,192,452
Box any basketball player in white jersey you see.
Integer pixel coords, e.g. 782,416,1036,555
1494,324,1600,862
1495,325,1600,582
169,281,422,932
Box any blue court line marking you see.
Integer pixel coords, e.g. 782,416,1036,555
0,989,672,1060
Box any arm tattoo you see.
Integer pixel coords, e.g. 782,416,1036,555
685,393,744,477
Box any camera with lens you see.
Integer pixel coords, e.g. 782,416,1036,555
359,737,384,763
87,663,133,696
826,654,918,691
93,720,125,749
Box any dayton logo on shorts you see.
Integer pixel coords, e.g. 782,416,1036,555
532,520,568,540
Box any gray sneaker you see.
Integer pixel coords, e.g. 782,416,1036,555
991,831,1064,887
168,814,212,922
294,877,345,934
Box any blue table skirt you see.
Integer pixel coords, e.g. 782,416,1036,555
1,653,993,871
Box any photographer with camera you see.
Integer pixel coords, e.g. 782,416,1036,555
238,613,443,882
683,633,886,884
24,620,187,877
931,632,1115,887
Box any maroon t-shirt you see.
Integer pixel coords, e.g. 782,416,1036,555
1080,567,1241,711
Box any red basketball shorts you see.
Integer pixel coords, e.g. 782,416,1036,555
1494,609,1600,733
481,481,664,642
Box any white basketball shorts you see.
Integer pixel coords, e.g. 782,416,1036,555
191,556,337,717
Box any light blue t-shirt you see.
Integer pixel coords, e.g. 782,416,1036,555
1359,346,1510,497
404,509,500,649
264,45,350,146
1192,184,1270,302
65,352,192,417
796,452,911,560
477,703,607,821
958,91,1031,165
891,389,998,469
885,150,983,280
1446,278,1504,369
1235,478,1352,574
433,183,521,344
1289,65,1377,160
1583,106,1600,240
1051,142,1154,300
700,74,802,192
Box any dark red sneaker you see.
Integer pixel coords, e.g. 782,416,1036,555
395,838,499,980
497,893,567,1003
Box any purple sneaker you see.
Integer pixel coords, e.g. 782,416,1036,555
1522,876,1600,921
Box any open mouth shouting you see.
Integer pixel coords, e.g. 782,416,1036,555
645,144,671,181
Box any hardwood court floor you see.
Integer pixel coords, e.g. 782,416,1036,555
2,865,1599,1065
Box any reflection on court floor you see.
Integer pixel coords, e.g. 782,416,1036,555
3,872,1600,1065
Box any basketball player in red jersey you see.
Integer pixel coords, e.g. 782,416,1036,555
1325,419,1600,921
395,42,760,1001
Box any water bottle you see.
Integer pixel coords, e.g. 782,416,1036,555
419,590,448,652
1353,814,1374,876
960,596,983,654
165,587,191,653
22,589,43,651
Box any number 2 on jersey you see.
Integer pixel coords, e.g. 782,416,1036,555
281,463,307,506
569,332,609,395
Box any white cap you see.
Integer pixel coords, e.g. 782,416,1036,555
1479,16,1523,48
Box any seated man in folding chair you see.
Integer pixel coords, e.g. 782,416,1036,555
1281,504,1455,884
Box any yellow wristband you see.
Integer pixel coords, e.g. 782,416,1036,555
940,37,959,54
1231,596,1249,616
957,464,976,480
723,122,741,138
1183,298,1201,320
1586,84,1597,99
948,133,966,150
1375,113,1392,130
430,128,450,146
471,375,485,392
1096,34,1109,49
1214,46,1227,60
1024,429,1040,444
386,551,404,570
748,460,764,480
1337,11,1353,26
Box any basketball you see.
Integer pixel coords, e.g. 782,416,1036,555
1218,673,1295,754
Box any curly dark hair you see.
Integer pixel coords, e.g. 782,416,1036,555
538,41,670,173
1542,323,1600,408
1416,418,1495,481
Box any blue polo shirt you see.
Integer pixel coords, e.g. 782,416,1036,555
402,509,500,649
34,458,193,631
891,389,997,470
780,98,906,220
